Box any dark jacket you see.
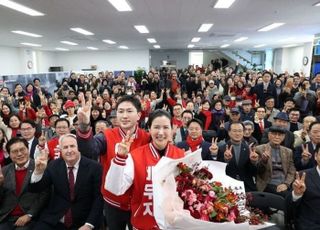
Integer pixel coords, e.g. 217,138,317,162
176,140,217,160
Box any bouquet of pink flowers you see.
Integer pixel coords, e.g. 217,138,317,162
175,162,243,223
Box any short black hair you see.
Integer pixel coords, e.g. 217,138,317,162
20,119,36,129
54,118,70,128
147,109,172,129
116,95,142,112
309,121,320,132
6,137,28,153
187,118,203,129
182,110,193,118
228,122,245,131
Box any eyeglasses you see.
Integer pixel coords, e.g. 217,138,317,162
10,147,28,155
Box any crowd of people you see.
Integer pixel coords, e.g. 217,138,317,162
0,64,320,229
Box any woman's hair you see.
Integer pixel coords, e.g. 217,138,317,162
147,109,172,129
8,114,20,127
0,128,8,148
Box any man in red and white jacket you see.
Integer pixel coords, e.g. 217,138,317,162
77,94,150,230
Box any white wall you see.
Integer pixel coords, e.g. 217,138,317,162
0,46,23,75
37,51,57,73
273,42,313,77
53,49,149,72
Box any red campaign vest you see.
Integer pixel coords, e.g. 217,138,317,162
102,127,150,210
130,143,185,230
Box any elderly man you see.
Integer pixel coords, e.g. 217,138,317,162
0,137,49,230
293,116,317,148
256,126,296,197
30,134,103,230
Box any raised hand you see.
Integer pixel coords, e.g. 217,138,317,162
34,148,49,175
224,145,233,161
0,165,4,186
219,120,225,129
301,144,312,162
209,137,219,156
261,145,271,163
293,172,306,196
117,130,134,157
249,143,259,163
77,92,92,125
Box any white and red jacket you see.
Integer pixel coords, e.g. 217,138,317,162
101,127,150,210
106,143,185,230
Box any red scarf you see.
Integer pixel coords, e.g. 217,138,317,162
201,110,212,130
186,135,203,152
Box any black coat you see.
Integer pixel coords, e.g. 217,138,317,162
294,142,317,171
217,141,257,192
29,157,103,229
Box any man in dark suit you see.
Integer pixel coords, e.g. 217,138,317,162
294,122,320,171
253,106,272,143
30,134,103,230
20,120,38,159
288,143,320,229
0,137,49,230
217,122,259,192
250,71,277,106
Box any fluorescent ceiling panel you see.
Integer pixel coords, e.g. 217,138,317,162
20,42,41,47
153,45,160,49
187,44,195,48
191,37,201,42
55,48,69,51
60,41,78,46
108,0,132,11
103,39,116,44
258,23,285,32
147,38,157,43
134,25,149,33
254,44,266,48
70,27,94,35
119,45,128,49
0,0,44,16
234,37,248,42
87,46,98,50
12,30,42,37
214,0,236,8
220,44,230,48
198,23,213,32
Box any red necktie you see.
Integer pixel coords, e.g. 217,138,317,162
259,120,264,133
64,166,74,228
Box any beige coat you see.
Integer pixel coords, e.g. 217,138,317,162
255,143,296,192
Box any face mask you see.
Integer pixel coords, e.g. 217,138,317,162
127,91,133,95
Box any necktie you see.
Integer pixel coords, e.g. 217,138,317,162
64,166,74,228
259,120,264,133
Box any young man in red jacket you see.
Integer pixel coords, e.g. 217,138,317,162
77,94,150,230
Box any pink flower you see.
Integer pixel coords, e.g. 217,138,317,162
227,210,237,221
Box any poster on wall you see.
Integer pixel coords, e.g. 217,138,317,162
1,71,70,95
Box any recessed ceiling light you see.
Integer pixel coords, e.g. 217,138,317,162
119,45,129,49
103,39,116,44
0,0,44,16
108,0,132,11
187,44,195,48
191,37,201,42
234,37,248,42
147,38,157,43
11,30,42,37
282,44,298,48
254,44,266,48
313,1,320,6
70,28,94,36
134,25,149,34
220,44,230,48
153,45,160,49
198,23,213,32
20,42,41,47
214,0,236,8
87,46,98,50
60,41,78,46
55,47,69,51
258,23,285,32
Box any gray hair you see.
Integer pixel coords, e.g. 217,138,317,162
59,133,77,146
243,120,255,130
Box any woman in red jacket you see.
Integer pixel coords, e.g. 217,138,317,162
105,109,185,230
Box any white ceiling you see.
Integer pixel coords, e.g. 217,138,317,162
0,0,319,51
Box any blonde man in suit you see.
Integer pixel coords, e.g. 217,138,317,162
255,126,296,197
